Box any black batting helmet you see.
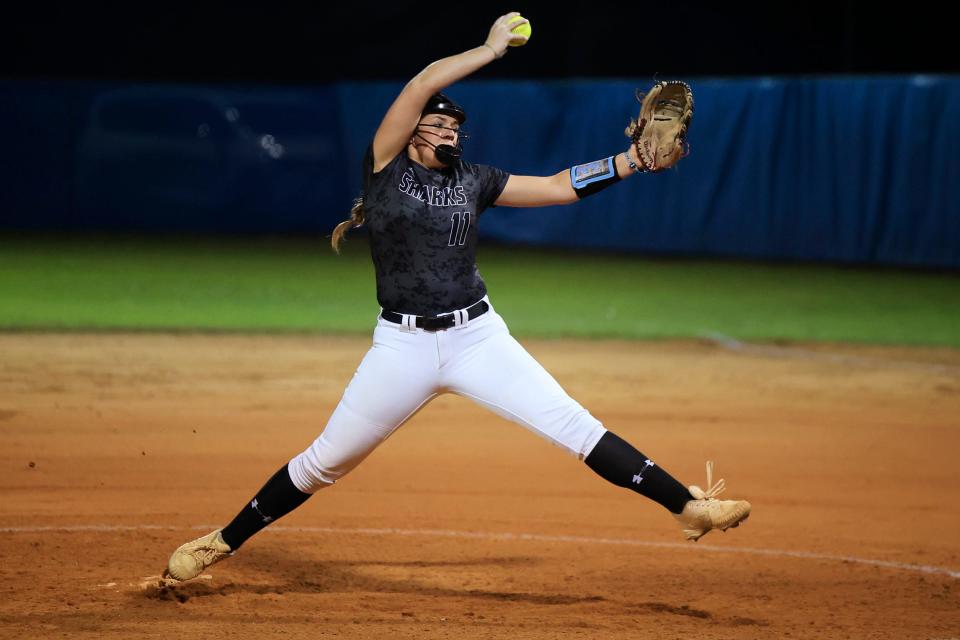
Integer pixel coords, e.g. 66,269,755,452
421,93,467,124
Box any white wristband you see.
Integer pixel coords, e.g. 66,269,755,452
624,149,647,173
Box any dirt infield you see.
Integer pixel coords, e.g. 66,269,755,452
1,333,958,639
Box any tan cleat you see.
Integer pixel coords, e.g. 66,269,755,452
164,529,233,581
674,461,751,542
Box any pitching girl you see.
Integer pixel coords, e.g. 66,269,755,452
165,12,750,582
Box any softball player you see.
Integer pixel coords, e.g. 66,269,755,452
165,12,750,582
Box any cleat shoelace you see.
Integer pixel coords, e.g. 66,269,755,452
196,543,230,563
195,548,222,563
688,460,726,501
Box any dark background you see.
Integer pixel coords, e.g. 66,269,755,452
3,2,955,84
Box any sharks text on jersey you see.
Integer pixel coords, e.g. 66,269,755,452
398,169,468,207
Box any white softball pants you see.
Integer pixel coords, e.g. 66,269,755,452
287,297,608,494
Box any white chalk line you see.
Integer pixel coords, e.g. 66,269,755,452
701,332,960,375
2,523,957,580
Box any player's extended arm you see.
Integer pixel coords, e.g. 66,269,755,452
495,149,643,208
371,12,529,173
496,81,694,207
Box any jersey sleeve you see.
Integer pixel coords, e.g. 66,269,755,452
363,140,405,192
475,164,511,213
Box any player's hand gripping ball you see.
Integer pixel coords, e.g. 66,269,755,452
508,15,532,46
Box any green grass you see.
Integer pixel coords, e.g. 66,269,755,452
1,234,958,347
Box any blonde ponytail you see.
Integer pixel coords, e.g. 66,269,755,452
331,195,365,254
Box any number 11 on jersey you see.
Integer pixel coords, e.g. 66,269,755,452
448,211,471,247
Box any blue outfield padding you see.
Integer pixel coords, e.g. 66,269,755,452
2,76,958,267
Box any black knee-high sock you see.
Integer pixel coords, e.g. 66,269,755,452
220,464,312,550
585,431,692,514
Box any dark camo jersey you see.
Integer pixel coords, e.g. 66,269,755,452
362,142,510,316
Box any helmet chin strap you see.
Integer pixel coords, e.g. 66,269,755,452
414,130,462,166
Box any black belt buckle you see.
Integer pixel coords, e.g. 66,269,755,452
420,315,453,331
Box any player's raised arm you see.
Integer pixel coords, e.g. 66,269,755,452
371,12,529,173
